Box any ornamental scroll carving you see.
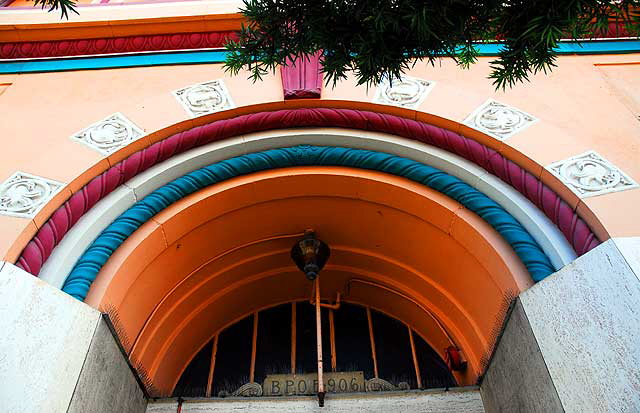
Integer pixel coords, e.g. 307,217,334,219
218,382,263,397
463,99,537,140
373,76,435,108
547,151,639,198
173,79,235,118
0,172,64,219
365,378,410,392
71,113,144,155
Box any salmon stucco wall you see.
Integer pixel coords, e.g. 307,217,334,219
1,55,639,262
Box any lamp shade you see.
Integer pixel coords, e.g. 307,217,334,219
290,230,330,280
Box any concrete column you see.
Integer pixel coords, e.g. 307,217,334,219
481,238,640,412
67,315,148,413
0,262,147,413
480,299,563,412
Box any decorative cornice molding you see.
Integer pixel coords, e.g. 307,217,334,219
61,145,555,300
15,108,601,277
2,41,639,75
0,31,236,60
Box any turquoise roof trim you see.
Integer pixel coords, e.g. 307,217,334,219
1,40,638,74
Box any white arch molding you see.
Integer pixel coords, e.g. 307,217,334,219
39,128,576,290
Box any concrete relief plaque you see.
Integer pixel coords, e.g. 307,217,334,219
0,171,64,218
463,99,537,140
373,75,435,108
365,377,410,391
263,371,366,396
173,79,235,118
70,112,144,155
231,382,263,397
547,150,639,198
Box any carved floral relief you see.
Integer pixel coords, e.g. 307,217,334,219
547,150,639,198
372,76,435,108
463,99,537,140
0,172,64,218
173,79,235,117
71,113,144,155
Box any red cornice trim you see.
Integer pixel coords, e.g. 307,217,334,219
593,21,633,38
0,30,237,60
0,21,632,61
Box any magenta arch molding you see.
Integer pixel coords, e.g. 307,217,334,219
16,108,600,275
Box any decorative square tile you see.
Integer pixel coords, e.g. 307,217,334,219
0,172,65,219
463,99,537,140
70,113,145,156
547,150,639,198
173,79,235,118
372,75,435,108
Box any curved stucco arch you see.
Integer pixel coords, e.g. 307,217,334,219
36,128,578,290
16,104,599,285
2,102,608,399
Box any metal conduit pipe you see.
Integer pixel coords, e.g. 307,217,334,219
344,278,459,347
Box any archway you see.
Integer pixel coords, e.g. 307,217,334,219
75,165,535,395
16,105,600,280
9,105,605,398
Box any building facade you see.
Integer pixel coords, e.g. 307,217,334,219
0,1,639,412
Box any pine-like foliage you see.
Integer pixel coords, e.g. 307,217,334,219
31,0,77,19
36,0,639,88
224,0,639,89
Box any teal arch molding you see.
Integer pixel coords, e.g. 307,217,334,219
62,145,554,300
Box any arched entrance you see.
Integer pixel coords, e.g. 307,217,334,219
7,104,610,405
82,165,529,395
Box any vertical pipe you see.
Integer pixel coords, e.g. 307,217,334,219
291,302,297,374
366,307,379,378
249,311,258,383
329,309,337,372
407,325,422,389
315,277,324,394
205,334,219,397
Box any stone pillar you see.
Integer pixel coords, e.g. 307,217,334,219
0,262,147,413
481,238,640,412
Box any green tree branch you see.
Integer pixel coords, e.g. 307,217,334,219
31,0,640,89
